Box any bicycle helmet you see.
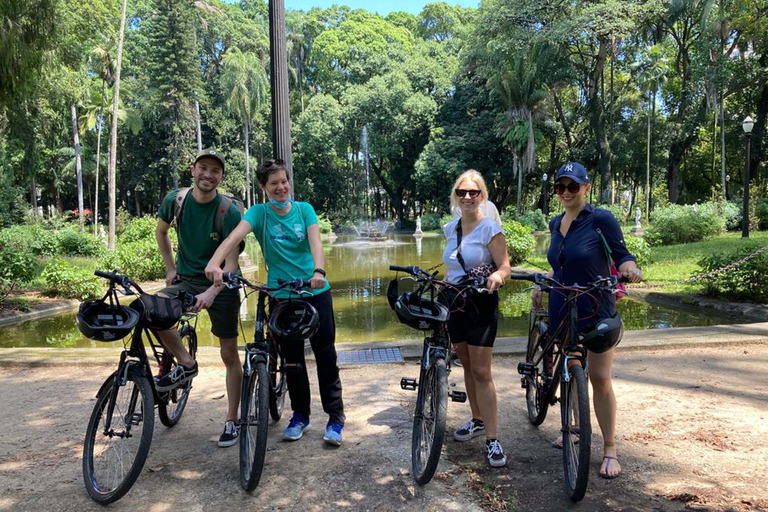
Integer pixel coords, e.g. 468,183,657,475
394,292,450,331
76,300,141,342
387,278,399,310
268,300,320,341
577,313,624,353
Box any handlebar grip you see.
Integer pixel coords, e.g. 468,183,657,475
509,272,538,283
94,270,117,280
389,265,412,273
222,271,238,282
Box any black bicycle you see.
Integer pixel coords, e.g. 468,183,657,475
513,272,624,502
389,265,480,485
222,272,310,492
80,271,197,504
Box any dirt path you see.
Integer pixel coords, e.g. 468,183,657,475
0,344,766,511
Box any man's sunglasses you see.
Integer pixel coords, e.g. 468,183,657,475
455,189,481,198
262,158,286,168
555,182,583,195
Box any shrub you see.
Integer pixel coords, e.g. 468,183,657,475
420,212,444,231
698,242,768,303
41,259,102,300
99,238,167,282
646,203,725,246
58,228,104,257
317,214,333,234
0,247,39,302
514,209,548,232
502,220,536,265
120,215,158,244
624,236,652,268
0,224,60,257
604,204,627,224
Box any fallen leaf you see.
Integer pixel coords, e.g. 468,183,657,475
211,394,225,400
148,466,164,472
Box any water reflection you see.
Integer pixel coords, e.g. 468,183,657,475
0,234,748,348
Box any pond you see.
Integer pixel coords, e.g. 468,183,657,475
0,233,747,348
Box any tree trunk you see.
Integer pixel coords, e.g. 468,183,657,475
588,39,612,204
751,52,768,183
245,120,252,207
195,97,202,152
108,0,129,250
514,151,522,214
94,116,102,235
646,91,652,221
71,103,85,231
553,91,573,159
269,0,293,188
30,176,38,216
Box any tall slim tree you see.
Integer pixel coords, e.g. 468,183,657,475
108,0,128,249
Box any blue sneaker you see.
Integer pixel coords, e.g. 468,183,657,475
323,422,343,446
282,413,311,441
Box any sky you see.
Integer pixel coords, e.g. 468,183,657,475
225,0,479,16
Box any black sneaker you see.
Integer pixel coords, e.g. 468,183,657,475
155,362,198,391
485,439,507,468
454,418,485,442
218,420,239,447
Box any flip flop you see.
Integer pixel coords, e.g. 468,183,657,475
599,455,621,479
551,427,580,449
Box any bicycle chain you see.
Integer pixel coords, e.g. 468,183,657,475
524,245,768,290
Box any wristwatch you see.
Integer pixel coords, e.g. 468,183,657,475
313,268,326,277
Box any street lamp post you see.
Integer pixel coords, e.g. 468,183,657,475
542,173,549,217
742,116,754,238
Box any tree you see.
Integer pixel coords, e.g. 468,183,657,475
108,0,128,249
221,47,268,207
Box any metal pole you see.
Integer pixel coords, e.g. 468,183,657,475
268,0,293,191
743,133,751,238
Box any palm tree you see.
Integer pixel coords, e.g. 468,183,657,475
489,43,556,213
221,47,269,207
633,44,669,221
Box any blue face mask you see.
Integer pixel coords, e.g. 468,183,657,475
269,196,292,209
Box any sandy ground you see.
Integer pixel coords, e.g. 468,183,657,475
0,343,766,512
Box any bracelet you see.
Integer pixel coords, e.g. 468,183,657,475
313,268,326,277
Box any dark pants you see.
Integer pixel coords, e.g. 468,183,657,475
272,290,345,425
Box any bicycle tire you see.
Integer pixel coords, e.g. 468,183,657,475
411,357,448,485
83,369,154,505
268,338,287,421
240,358,270,492
158,329,198,427
561,364,591,502
525,324,550,426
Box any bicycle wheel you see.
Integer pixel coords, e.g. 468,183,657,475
158,328,198,427
83,369,154,504
240,358,270,492
525,324,550,426
561,364,591,502
411,357,448,486
268,338,287,421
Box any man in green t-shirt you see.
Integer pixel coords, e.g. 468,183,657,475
154,149,243,447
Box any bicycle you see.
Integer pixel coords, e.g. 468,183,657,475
389,265,483,485
80,270,198,504
221,272,311,492
512,272,624,502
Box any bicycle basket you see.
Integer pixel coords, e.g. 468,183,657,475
76,300,140,342
394,292,449,331
268,300,319,341
136,293,183,331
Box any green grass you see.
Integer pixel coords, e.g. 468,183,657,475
520,230,768,295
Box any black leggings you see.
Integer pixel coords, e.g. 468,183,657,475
271,290,345,425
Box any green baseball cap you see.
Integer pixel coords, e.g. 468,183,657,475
194,149,225,172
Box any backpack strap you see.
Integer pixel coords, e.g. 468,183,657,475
171,187,192,231
214,195,233,238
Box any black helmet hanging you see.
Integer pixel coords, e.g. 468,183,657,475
577,313,624,353
268,300,320,341
394,292,450,331
76,300,141,342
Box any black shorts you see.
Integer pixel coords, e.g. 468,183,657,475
444,290,499,348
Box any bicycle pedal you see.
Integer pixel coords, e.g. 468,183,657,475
520,377,528,389
400,377,417,390
517,362,537,377
284,363,304,373
450,390,467,403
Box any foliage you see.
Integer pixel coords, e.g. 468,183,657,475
419,212,445,231
119,215,158,244
502,220,536,265
603,205,627,224
317,214,333,234
503,209,547,232
99,238,166,282
0,246,39,302
57,228,104,257
624,236,651,268
645,203,726,246
0,224,60,257
698,242,768,303
41,259,102,300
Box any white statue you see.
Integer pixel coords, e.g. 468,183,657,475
414,216,423,236
634,207,642,229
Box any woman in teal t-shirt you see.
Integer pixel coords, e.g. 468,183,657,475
205,159,345,446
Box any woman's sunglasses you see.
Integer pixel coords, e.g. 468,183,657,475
555,182,582,195
455,189,481,198
262,158,286,168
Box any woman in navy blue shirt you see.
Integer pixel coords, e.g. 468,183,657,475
532,162,642,479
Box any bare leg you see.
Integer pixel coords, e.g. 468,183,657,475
589,348,621,477
467,345,497,439
219,337,242,422
453,342,481,421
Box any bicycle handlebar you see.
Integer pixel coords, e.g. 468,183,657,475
94,270,142,293
509,272,628,290
222,272,312,294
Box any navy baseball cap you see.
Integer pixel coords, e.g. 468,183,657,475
555,162,589,184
